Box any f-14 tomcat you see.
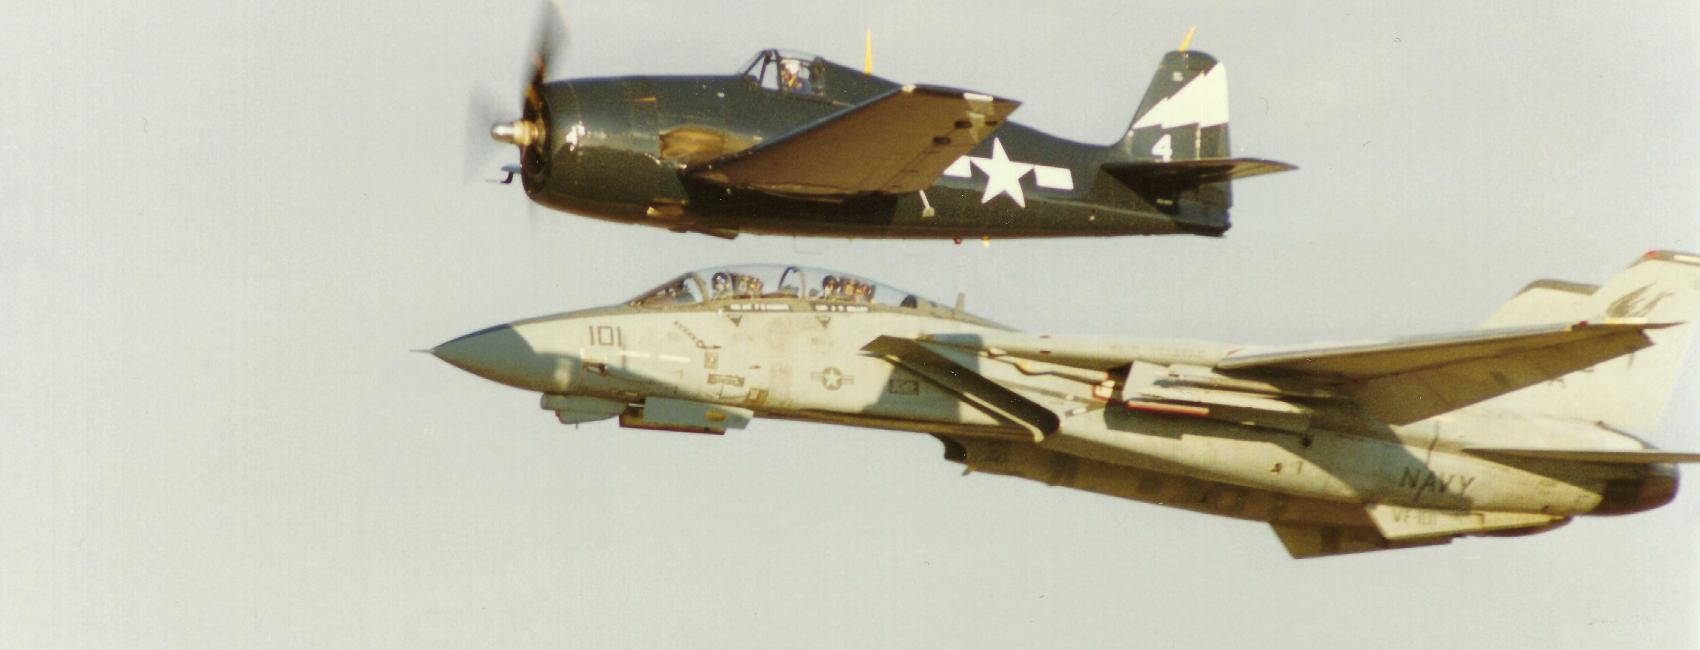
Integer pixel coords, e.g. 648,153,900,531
475,15,1292,239
432,252,1700,558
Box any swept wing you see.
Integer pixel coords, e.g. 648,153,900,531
1216,320,1668,425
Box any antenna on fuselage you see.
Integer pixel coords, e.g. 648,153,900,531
1178,26,1197,52
864,28,873,75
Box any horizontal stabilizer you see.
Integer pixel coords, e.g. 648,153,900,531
1103,158,1296,196
686,85,1019,197
1219,320,1668,425
1464,448,1700,464
862,336,1059,441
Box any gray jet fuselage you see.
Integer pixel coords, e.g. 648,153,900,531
433,263,1689,557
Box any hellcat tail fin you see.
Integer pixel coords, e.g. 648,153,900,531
1106,49,1293,233
1115,50,1230,161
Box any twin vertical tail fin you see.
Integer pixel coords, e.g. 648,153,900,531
1102,49,1294,232
1478,251,1700,432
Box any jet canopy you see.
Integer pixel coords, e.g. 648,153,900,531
629,264,928,309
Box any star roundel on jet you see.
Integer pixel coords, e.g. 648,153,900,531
470,8,1294,240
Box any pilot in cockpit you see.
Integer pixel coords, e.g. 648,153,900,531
735,274,763,297
779,58,811,93
710,272,731,299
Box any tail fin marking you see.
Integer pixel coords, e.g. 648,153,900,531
1474,251,1700,431
1117,50,1231,161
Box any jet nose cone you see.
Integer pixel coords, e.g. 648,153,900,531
432,324,561,392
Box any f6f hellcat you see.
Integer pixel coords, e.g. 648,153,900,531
474,12,1292,240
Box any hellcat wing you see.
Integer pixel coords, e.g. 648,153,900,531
685,85,1021,197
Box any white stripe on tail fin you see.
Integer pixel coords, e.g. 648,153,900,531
1129,64,1228,132
1105,49,1294,233
1117,51,1231,161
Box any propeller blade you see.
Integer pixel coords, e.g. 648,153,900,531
528,1,569,95
467,2,569,189
514,1,566,177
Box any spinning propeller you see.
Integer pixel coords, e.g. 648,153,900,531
468,2,568,187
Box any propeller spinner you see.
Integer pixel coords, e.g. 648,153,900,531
478,2,566,186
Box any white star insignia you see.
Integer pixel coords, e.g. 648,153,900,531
969,139,1034,208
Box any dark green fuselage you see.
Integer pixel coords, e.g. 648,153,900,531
522,59,1216,239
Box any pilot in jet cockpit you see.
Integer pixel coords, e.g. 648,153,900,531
709,272,767,299
820,275,874,302
620,265,1008,327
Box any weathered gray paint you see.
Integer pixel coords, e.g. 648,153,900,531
436,253,1700,557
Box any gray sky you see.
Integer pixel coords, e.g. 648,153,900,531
2,1,1697,647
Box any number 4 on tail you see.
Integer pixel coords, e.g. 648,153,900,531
1150,134,1173,162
